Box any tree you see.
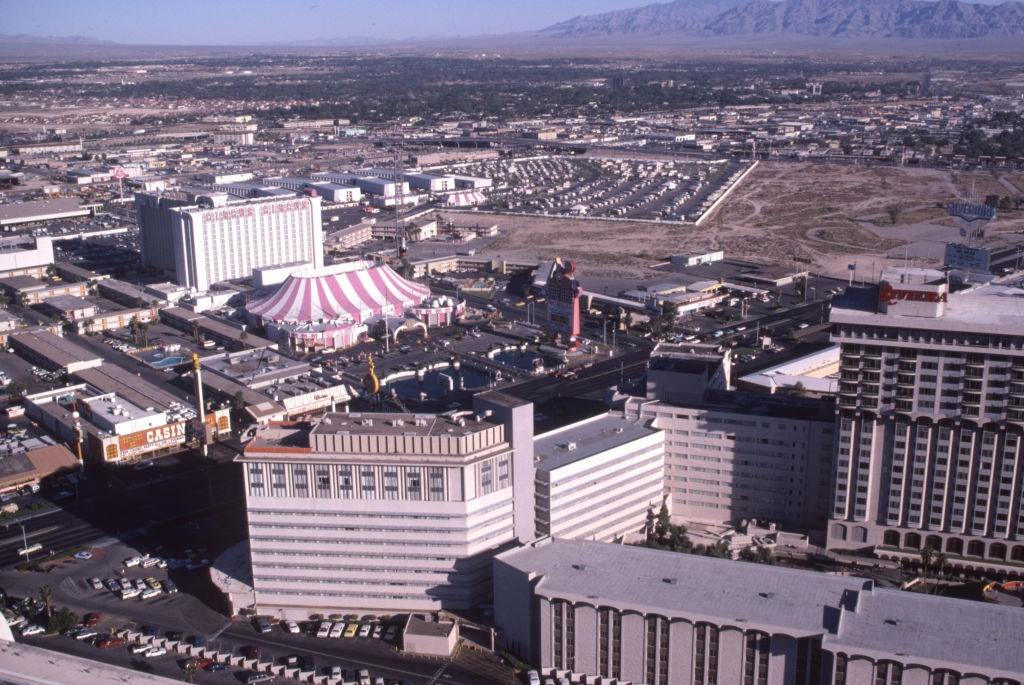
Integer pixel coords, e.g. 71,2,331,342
621,310,633,331
182,660,198,684
984,194,1000,208
739,545,774,565
660,301,678,324
643,506,656,540
239,329,248,350
886,204,902,226
654,501,671,546
5,380,26,402
38,584,53,620
999,196,1014,211
48,606,78,634
919,545,934,585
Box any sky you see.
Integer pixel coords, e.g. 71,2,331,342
0,0,653,45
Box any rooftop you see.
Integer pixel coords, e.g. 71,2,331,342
498,538,1024,676
831,281,1024,337
534,413,659,471
0,640,182,684
311,411,497,438
0,198,86,223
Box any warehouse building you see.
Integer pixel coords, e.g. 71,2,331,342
9,330,102,374
0,199,90,229
494,537,1024,685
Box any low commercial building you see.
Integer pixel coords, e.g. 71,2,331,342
401,615,459,657
0,199,89,229
38,296,99,322
493,537,1024,685
737,344,841,396
326,222,374,250
264,177,362,204
0,276,88,306
73,306,158,336
0,236,54,277
236,391,534,618
534,412,664,543
25,383,230,465
0,441,78,494
9,330,102,374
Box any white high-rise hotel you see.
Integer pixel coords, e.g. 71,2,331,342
137,191,323,291
828,268,1024,568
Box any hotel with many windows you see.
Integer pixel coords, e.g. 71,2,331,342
828,268,1024,571
237,405,522,618
136,190,323,292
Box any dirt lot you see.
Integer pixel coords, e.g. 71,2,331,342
460,162,1024,280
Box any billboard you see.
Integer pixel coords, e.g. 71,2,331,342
944,243,991,273
117,421,187,457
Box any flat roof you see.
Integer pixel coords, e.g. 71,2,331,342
0,198,86,223
830,283,1024,337
0,640,182,684
310,412,497,438
498,538,1024,676
72,364,188,414
499,538,865,637
0,275,47,292
534,413,659,471
10,330,101,370
40,295,96,311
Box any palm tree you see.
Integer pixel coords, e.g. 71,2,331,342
38,584,53,620
919,545,934,585
239,329,248,350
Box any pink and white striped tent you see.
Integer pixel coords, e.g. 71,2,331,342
248,263,430,325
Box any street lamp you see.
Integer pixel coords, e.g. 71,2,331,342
19,523,29,564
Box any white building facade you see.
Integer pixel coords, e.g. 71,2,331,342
534,413,664,543
137,192,323,292
827,269,1024,570
238,410,520,617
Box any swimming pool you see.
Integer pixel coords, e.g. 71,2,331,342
150,355,186,368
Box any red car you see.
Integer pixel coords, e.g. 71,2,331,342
96,637,125,649
83,613,101,627
194,658,213,670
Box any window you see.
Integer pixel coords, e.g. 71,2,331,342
291,464,309,497
337,465,353,498
406,467,422,500
314,466,330,497
428,467,445,501
360,468,376,496
382,467,398,500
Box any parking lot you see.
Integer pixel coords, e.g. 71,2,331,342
2,530,510,685
448,155,745,223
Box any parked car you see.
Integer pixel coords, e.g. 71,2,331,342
73,628,98,640
253,617,272,634
73,551,93,561
166,630,182,641
96,637,125,649
88,577,103,591
358,623,372,638
242,645,260,659
281,619,299,634
130,643,152,654
20,624,44,636
82,612,101,627
143,647,166,658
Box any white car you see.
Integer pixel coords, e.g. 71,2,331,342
120,588,140,600
140,587,161,600
123,557,141,568
21,624,45,636
73,551,93,560
282,620,299,634
315,621,331,638
74,628,98,640
143,647,166,658
130,643,151,654
328,622,344,638
88,577,103,591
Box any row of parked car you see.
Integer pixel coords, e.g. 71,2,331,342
86,574,177,600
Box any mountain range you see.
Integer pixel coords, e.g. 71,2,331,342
543,0,1024,40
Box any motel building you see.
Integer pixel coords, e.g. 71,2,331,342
24,385,231,465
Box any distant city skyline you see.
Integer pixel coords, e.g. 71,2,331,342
0,0,652,45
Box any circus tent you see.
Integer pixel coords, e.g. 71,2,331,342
248,262,430,325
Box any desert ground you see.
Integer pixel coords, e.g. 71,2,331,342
459,162,1024,280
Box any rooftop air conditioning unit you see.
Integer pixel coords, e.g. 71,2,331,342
566,442,577,451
